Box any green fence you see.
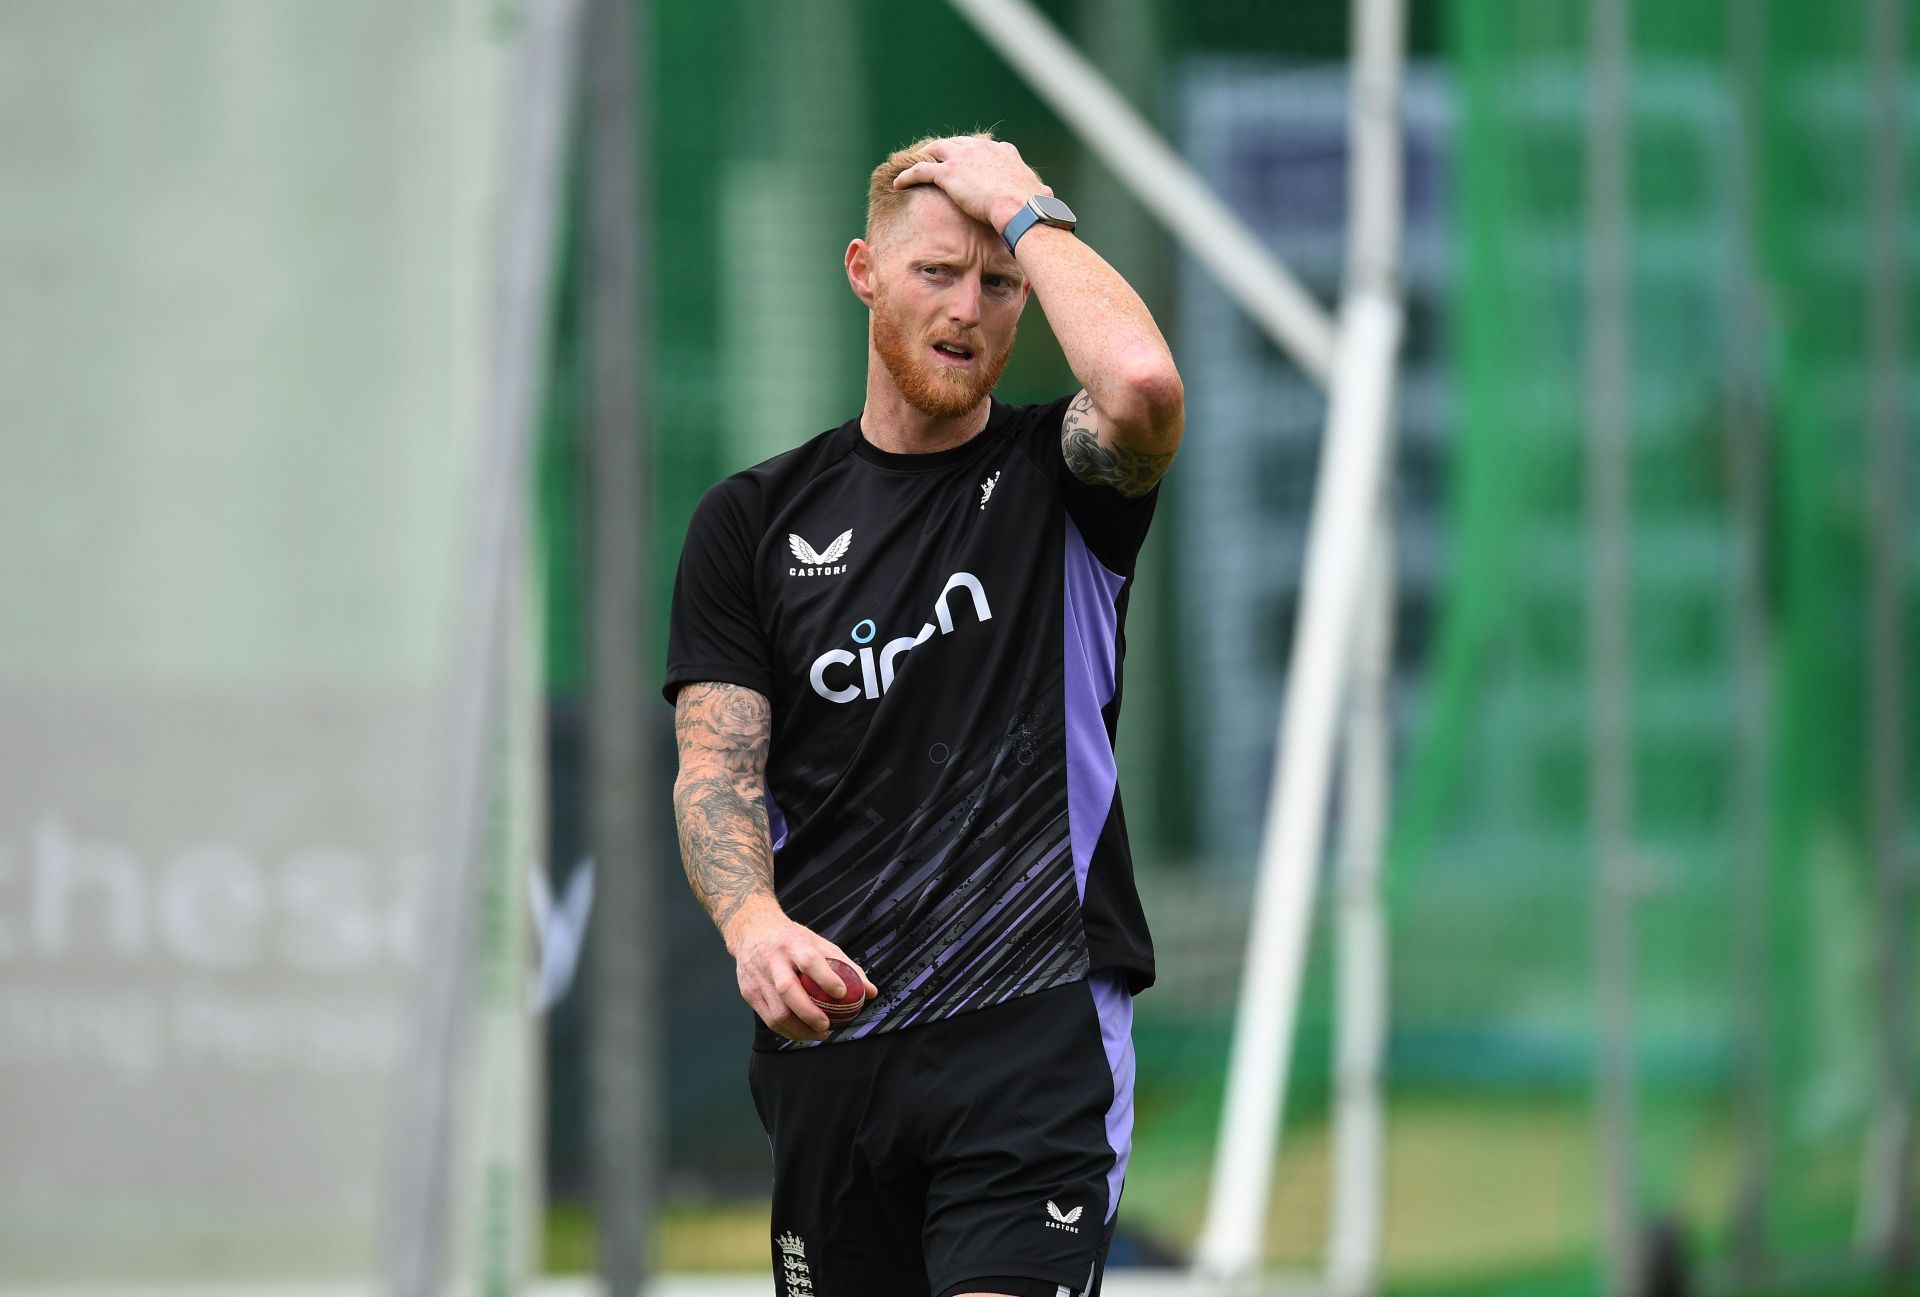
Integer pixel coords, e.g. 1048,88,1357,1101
1389,0,1919,1289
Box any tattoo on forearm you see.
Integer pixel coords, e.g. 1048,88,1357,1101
1060,391,1174,499
673,682,774,933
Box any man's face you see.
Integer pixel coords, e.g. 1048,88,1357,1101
857,189,1029,419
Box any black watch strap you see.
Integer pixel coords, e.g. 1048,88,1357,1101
1001,194,1077,254
1002,204,1046,254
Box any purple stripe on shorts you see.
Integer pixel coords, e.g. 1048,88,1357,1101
1089,968,1135,1223
1062,516,1126,902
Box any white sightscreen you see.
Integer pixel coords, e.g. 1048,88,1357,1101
0,0,524,1281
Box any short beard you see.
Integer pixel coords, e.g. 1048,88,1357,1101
871,289,1015,420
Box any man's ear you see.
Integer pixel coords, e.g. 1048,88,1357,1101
845,238,877,308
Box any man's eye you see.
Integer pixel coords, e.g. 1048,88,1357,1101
921,265,945,277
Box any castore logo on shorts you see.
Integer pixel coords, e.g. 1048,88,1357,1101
808,571,992,704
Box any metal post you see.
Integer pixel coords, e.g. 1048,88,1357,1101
1193,295,1402,1283
1193,0,1405,1274
1861,0,1915,1273
584,0,655,1292
382,2,586,1294
1585,0,1643,1292
1329,511,1393,1297
1328,0,1404,1290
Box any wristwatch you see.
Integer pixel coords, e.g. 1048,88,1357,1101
1001,193,1078,254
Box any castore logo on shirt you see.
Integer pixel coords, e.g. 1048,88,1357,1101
788,529,852,577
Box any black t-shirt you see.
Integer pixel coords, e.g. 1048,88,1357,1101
665,395,1157,1050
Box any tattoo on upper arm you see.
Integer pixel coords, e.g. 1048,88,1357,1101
672,682,774,932
1060,391,1175,499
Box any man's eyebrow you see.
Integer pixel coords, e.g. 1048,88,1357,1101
903,249,1024,283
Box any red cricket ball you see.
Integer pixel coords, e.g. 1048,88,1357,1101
799,958,866,1027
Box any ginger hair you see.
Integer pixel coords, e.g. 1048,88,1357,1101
864,130,999,247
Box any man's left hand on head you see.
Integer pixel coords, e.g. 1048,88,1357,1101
891,135,1048,235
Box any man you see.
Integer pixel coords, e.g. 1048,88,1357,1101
665,132,1183,1297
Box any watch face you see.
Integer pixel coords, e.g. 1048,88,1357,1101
1030,193,1077,227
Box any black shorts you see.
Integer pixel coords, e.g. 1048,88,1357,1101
747,970,1136,1297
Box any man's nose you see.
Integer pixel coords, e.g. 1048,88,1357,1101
948,277,983,327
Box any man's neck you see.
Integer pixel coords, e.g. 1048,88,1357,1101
858,359,992,455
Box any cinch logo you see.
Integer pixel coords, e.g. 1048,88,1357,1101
808,571,992,704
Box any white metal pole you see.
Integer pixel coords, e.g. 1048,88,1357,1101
943,0,1338,385
1193,292,1402,1282
1344,0,1406,300
1327,0,1404,1290
1195,0,1405,1278
1328,511,1393,1297
1585,0,1643,1292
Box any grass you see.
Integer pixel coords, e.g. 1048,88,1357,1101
545,1199,770,1273
545,1094,1918,1296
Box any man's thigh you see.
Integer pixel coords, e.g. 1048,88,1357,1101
914,976,1131,1297
749,1036,930,1296
749,974,1134,1297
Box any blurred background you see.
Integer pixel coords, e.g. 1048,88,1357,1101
1,0,1914,1295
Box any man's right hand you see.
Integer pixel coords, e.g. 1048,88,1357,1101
723,895,881,1042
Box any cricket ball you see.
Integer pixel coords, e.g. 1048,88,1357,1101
799,958,866,1027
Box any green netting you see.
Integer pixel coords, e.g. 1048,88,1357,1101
1393,0,1920,1289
